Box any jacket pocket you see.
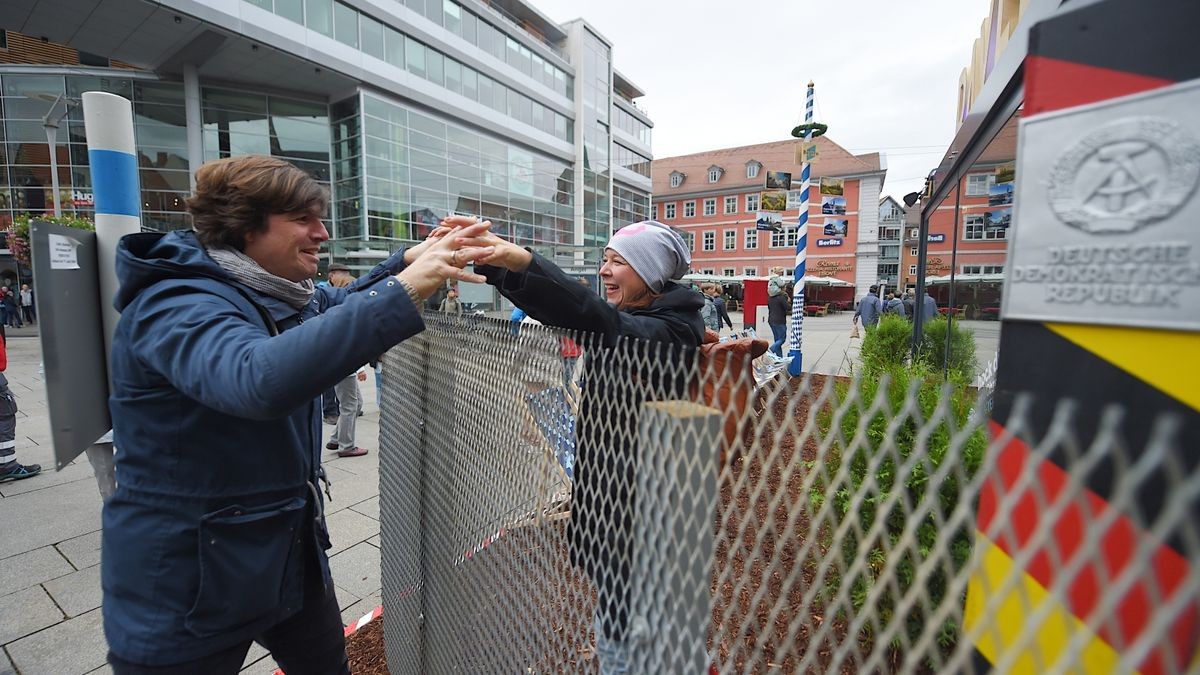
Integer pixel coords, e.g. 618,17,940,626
185,496,307,637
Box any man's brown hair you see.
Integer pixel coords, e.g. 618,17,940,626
187,155,328,250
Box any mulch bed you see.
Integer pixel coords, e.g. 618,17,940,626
346,372,905,674
346,615,388,675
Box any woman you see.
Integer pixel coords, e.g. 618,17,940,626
103,156,493,674
458,216,704,673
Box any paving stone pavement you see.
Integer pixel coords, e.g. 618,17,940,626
0,336,384,675
0,314,998,673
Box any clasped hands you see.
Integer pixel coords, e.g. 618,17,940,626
395,215,532,300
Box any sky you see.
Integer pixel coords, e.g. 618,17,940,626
530,0,993,201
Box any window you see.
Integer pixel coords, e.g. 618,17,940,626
360,16,385,59
724,196,737,214
682,232,695,250
746,162,760,179
701,268,715,275
966,173,997,196
724,229,736,250
910,247,918,256
703,231,715,251
305,0,333,36
684,201,696,218
709,168,721,183
333,1,358,47
670,172,683,188
908,265,918,275
743,267,757,276
651,205,658,220
909,228,919,239
744,229,758,250
964,214,1005,240
723,268,736,277
745,194,759,212
665,203,676,219
964,264,1005,274
770,229,799,248
703,198,716,216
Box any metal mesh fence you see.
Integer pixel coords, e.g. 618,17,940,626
378,313,1199,674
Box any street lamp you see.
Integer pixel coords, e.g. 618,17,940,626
29,93,80,217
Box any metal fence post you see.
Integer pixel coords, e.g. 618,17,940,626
630,400,723,673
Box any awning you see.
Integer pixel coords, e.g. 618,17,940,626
925,273,1005,285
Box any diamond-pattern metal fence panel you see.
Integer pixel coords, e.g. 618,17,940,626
379,313,1199,674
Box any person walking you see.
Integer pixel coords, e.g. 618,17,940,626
0,333,38,483
902,291,916,321
884,292,906,319
2,289,20,328
102,155,493,675
922,290,939,322
19,284,34,325
853,285,882,332
462,217,703,675
702,283,734,333
438,286,462,313
322,270,368,458
766,270,790,358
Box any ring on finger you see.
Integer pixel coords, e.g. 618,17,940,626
451,250,461,266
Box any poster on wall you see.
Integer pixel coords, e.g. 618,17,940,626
764,171,792,190
822,218,849,236
755,211,783,231
820,195,847,215
984,208,1011,232
819,177,844,196
760,191,788,212
990,162,1015,206
795,143,819,165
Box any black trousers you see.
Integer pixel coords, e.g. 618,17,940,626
108,580,349,675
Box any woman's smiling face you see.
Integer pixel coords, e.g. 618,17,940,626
599,248,650,309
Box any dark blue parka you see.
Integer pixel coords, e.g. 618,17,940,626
102,230,421,665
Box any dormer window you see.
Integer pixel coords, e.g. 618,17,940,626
707,165,723,183
746,161,761,179
669,171,684,188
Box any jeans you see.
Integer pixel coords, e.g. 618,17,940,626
769,323,787,357
594,613,631,675
108,577,349,675
330,375,361,450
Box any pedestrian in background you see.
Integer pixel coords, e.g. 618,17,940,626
853,284,882,332
102,155,493,675
922,290,939,322
767,270,790,358
19,284,34,325
0,333,38,483
324,269,368,458
439,286,462,313
902,290,916,321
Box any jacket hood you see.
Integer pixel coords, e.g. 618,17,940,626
654,281,706,314
114,230,230,312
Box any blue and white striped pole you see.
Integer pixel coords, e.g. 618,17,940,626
82,91,142,355
787,82,815,377
81,91,140,499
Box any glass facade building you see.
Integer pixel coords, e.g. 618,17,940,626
0,0,653,278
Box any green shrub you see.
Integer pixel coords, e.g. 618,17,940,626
812,358,985,655
918,317,978,382
859,314,912,377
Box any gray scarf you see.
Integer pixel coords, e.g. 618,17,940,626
205,246,315,310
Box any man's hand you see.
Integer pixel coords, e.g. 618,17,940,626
402,226,452,265
396,221,495,299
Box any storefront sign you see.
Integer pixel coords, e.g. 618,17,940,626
812,259,852,277
1005,80,1200,331
928,233,946,243
71,190,94,207
816,238,842,247
926,257,950,274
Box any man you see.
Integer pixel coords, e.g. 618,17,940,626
0,332,38,483
853,285,882,331
902,291,916,321
922,290,939,322
19,284,34,325
103,155,493,674
319,264,353,425
438,286,462,313
766,273,790,358
884,292,906,319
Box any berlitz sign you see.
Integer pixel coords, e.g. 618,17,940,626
816,238,842,247
1004,80,1200,331
928,234,946,243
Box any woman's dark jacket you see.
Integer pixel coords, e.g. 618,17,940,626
479,253,705,632
103,231,421,665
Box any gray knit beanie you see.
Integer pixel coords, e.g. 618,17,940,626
606,220,691,293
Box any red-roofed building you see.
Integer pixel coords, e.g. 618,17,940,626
651,136,886,300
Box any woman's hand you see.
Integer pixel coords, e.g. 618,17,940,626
396,221,495,299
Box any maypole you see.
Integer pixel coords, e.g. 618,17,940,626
787,82,819,377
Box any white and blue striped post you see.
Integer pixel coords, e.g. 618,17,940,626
787,82,815,377
81,91,141,499
82,92,142,354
